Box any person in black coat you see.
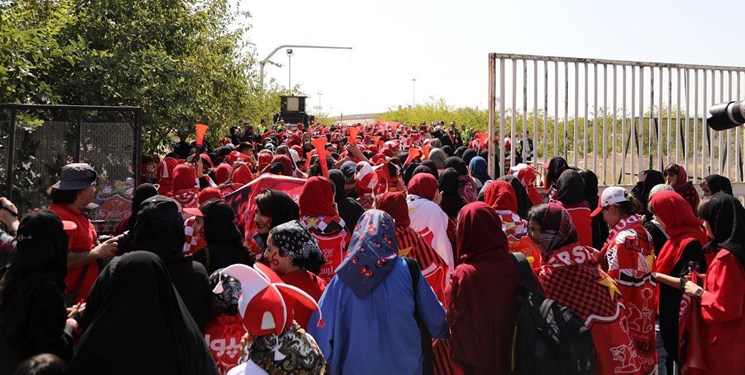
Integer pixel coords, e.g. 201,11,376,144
0,210,75,374
189,199,255,274
329,169,365,232
130,195,212,329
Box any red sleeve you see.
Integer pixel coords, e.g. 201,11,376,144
701,251,745,323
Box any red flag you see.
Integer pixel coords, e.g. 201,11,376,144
348,127,359,144
476,132,489,149
422,145,432,159
311,137,329,177
404,147,423,165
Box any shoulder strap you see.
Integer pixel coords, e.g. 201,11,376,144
404,256,420,288
67,263,90,305
510,252,540,292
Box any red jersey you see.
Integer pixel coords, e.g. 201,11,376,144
49,203,98,304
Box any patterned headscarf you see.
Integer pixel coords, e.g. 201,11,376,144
248,323,328,375
269,220,324,263
336,209,399,299
209,268,242,315
538,203,579,255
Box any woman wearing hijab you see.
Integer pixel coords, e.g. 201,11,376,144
377,192,448,303
298,176,350,283
113,183,157,235
554,170,593,247
429,148,447,172
132,195,212,329
203,269,247,375
541,156,569,202
189,199,255,275
461,149,477,166
0,210,75,374
700,174,733,197
69,251,217,375
592,187,657,374
171,163,199,208
648,190,708,374
309,210,449,375
250,189,300,255
483,180,541,270
444,156,477,203
497,175,533,220
630,170,665,221
264,220,327,329
663,163,699,215
328,169,365,233
407,173,455,271
421,159,440,180
577,169,609,249
468,156,490,188
527,204,641,374
446,202,519,375
677,192,745,374
439,168,466,221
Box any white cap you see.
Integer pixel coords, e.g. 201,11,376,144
591,186,630,217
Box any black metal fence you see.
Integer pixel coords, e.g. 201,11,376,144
0,104,143,234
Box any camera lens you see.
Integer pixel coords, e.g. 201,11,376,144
707,100,745,131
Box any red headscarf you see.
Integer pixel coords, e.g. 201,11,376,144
456,202,509,263
257,152,273,172
667,164,700,214
214,163,231,185
483,180,517,212
270,155,294,176
197,187,222,205
232,164,253,186
407,173,438,201
377,192,411,229
171,164,196,193
298,177,337,217
649,190,709,274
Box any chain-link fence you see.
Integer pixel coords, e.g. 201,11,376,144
0,104,142,234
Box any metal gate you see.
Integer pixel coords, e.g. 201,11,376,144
487,53,745,185
0,104,143,234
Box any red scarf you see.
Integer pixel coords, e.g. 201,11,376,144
377,192,411,228
650,191,709,274
298,176,336,218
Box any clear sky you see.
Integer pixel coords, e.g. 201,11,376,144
242,0,744,116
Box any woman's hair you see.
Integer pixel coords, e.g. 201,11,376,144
254,190,274,218
47,187,79,205
611,194,644,217
663,163,680,177
527,204,548,225
14,353,66,375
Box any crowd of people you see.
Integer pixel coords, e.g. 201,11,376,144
0,119,743,375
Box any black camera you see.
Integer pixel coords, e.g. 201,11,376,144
707,100,745,131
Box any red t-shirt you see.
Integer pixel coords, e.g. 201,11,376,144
49,203,98,304
279,270,326,330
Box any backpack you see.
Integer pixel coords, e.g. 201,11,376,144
509,253,595,375
403,257,434,375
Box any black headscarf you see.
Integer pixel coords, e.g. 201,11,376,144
444,156,468,176
421,160,440,180
497,175,533,220
462,149,477,166
69,251,217,375
442,145,454,157
127,183,158,232
704,174,733,196
439,168,464,219
556,169,586,205
270,220,326,274
630,169,664,220
401,162,420,187
699,192,745,267
132,195,185,263
328,170,364,233
257,190,300,248
578,169,610,249
545,156,569,187
0,209,68,330
454,146,467,159
197,199,253,274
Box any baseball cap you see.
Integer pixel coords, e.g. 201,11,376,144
591,186,630,217
52,163,97,191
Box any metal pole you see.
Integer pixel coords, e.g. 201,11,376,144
412,78,416,107
488,54,497,178
259,45,352,91
288,53,292,91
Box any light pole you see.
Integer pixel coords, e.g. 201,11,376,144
286,49,293,92
412,78,416,107
317,92,323,113
258,45,353,92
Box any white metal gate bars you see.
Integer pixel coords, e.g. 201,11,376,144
487,53,745,185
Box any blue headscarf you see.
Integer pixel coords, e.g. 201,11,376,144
335,209,398,298
469,156,490,185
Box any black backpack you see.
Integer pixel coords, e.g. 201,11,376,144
509,253,595,375
403,257,434,375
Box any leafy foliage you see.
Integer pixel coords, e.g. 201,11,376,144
1,0,285,152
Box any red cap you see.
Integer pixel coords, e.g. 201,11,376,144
183,207,203,217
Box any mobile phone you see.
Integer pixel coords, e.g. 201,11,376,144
252,233,266,251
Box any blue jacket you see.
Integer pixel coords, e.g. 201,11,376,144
309,257,449,375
